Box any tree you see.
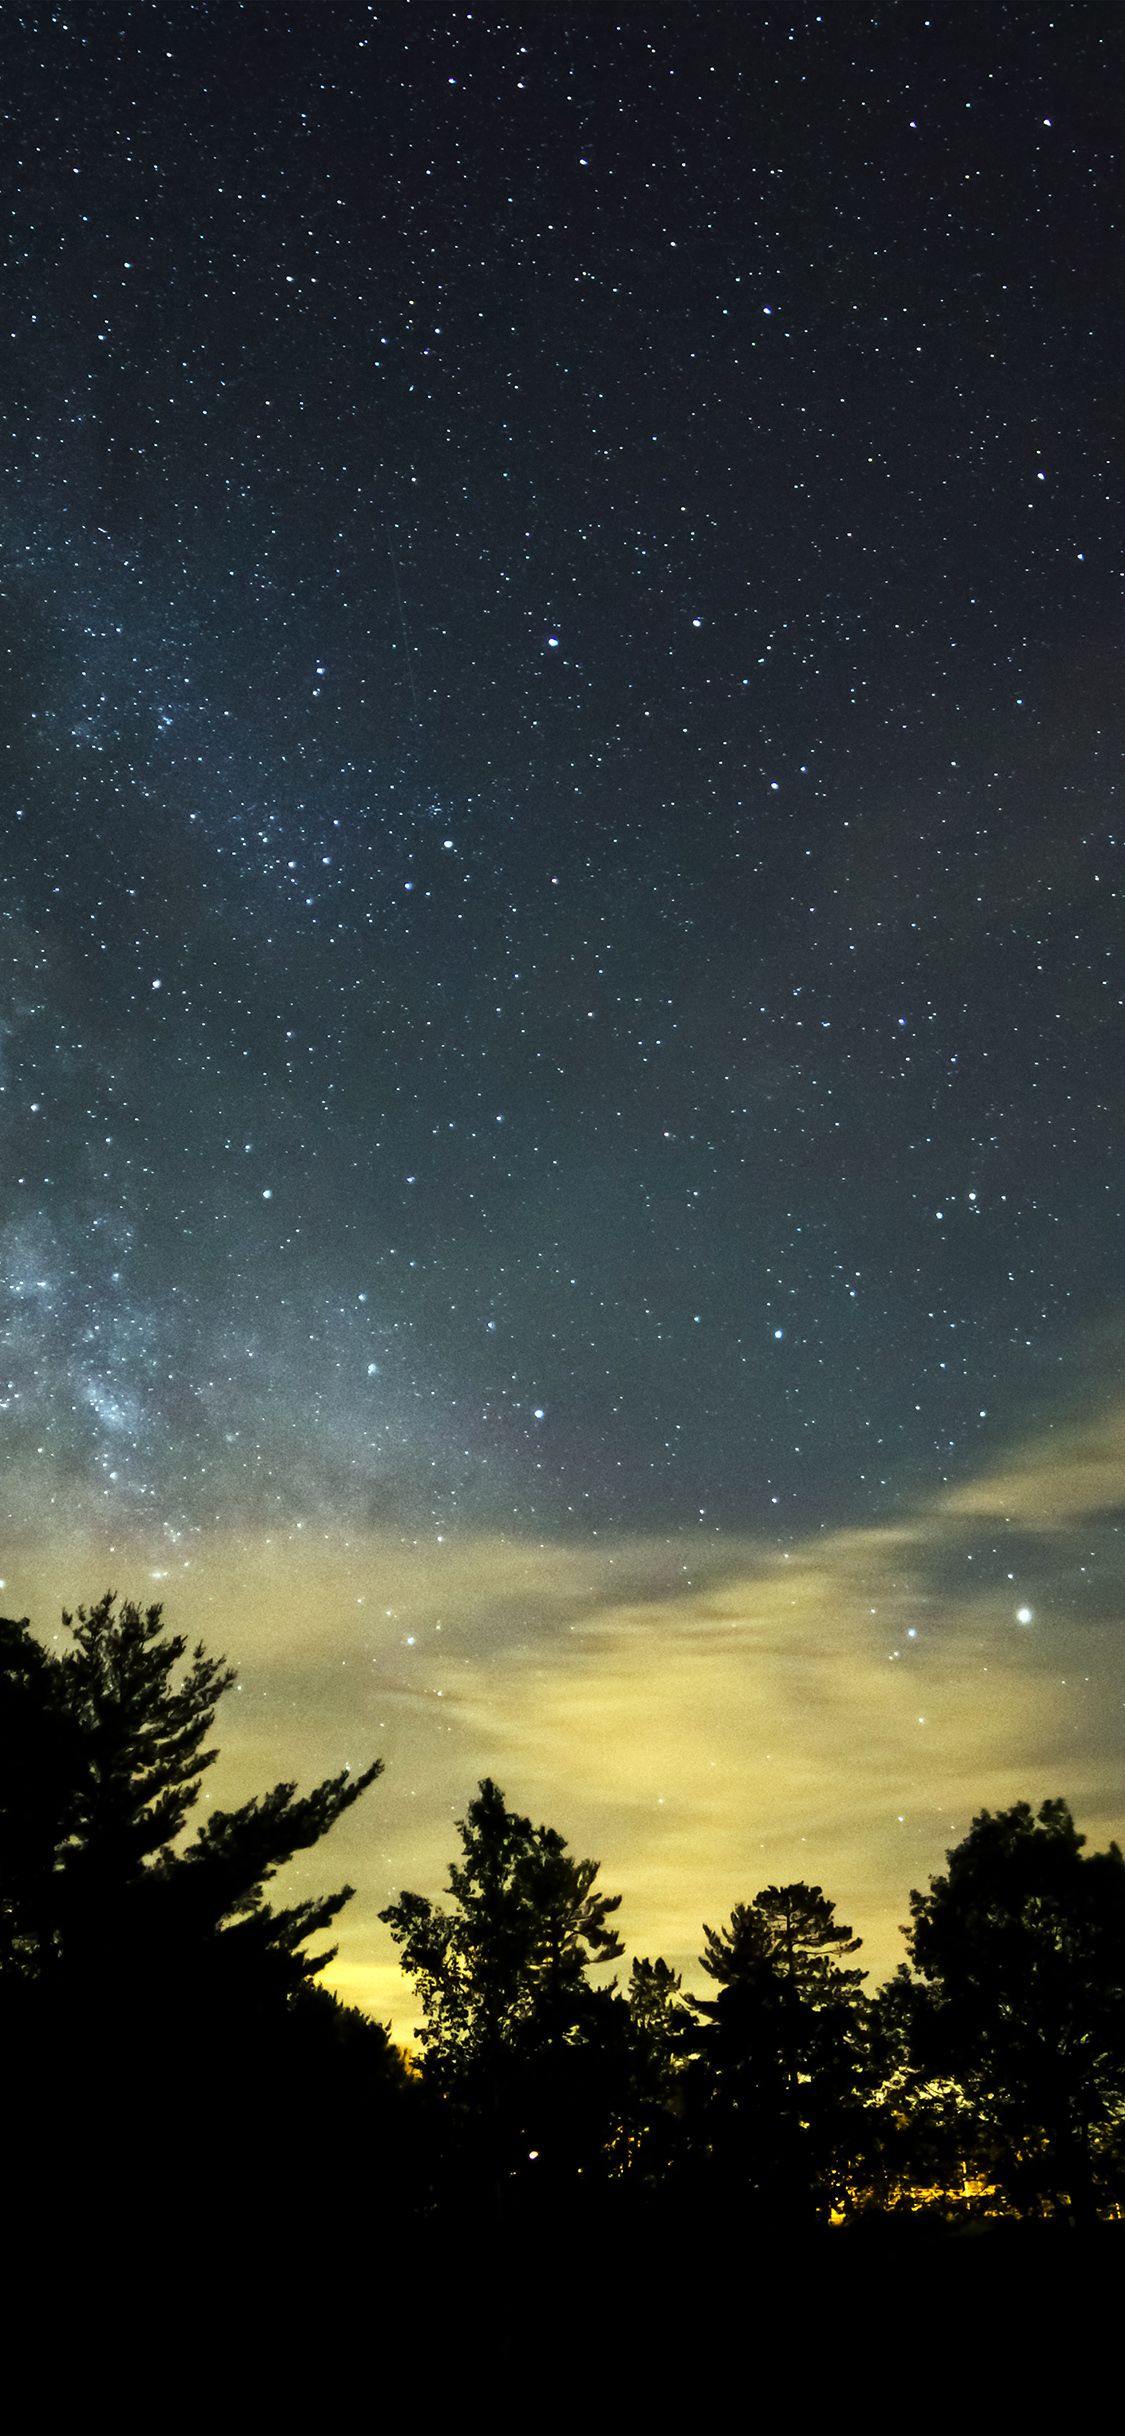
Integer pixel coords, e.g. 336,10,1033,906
628,1954,693,2085
690,1882,871,2220
619,1954,695,2184
381,1778,626,2193
382,1777,623,2073
0,1612,85,1978
0,1593,384,2143
901,1798,1125,2220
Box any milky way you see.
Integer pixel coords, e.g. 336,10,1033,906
2,6,1122,2025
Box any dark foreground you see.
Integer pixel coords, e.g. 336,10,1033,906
8,2185,1120,2436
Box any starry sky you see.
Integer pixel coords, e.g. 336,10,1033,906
3,3,1123,2036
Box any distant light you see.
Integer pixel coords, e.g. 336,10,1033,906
773,1327,784,1340
1016,1605,1034,1626
262,1188,273,1200
547,635,559,648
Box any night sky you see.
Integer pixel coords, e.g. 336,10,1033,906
3,3,1123,2035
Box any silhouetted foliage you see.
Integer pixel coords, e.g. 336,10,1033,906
382,1776,627,2196
1,1592,381,1988
382,1777,623,2067
629,1953,693,2089
0,1593,388,2204
689,1882,873,2220
898,1798,1125,2220
6,1594,1125,2258
0,1612,85,1978
617,1954,696,2181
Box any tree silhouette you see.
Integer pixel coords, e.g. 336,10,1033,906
0,1593,385,2188
619,1954,695,2183
629,1953,693,2083
901,1798,1125,2220
381,1778,625,2195
0,1612,84,1979
691,1882,871,2220
382,1777,623,2073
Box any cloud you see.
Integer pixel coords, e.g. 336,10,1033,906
7,1388,1124,2046
940,1398,1125,1529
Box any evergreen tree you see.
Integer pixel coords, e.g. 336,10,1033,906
0,1613,84,1978
620,1954,695,2183
691,1882,871,2220
629,1953,693,2081
0,1593,383,2100
381,1778,626,2194
381,1777,623,2081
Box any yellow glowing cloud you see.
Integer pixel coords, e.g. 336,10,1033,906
6,1390,1124,2048
940,1397,1125,1528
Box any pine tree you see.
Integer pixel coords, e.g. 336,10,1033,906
381,1779,626,2194
0,1593,382,2056
621,1955,695,2181
692,1881,870,2220
381,1776,623,2083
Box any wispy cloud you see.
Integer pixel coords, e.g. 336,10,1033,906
9,1389,1123,2043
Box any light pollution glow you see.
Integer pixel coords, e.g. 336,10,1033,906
5,1391,1123,2048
